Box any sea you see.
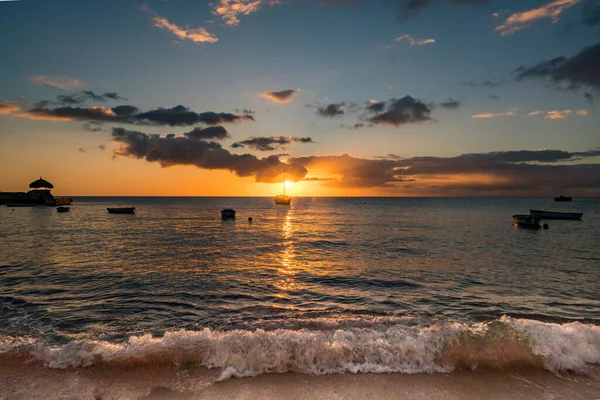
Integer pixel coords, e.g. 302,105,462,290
1,197,599,399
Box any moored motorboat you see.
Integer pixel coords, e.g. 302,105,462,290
529,209,583,220
513,214,541,229
107,207,135,214
57,206,70,213
221,209,236,219
554,195,572,202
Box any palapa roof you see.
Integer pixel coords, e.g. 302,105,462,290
29,177,54,189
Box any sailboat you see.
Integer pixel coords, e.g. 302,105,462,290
275,169,291,205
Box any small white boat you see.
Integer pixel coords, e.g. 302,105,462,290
107,207,135,214
513,214,541,229
529,209,583,220
221,209,236,219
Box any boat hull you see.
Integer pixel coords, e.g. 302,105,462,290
107,207,135,214
221,209,236,219
275,195,291,205
529,209,583,220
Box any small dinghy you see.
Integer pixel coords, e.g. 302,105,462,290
221,209,236,219
56,206,70,213
107,207,135,214
554,195,572,202
513,214,541,229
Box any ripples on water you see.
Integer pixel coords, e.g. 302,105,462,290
0,197,599,375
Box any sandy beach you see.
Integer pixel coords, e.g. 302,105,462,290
2,359,599,400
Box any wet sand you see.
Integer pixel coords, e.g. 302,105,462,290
1,360,599,400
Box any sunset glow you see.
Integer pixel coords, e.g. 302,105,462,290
0,0,598,196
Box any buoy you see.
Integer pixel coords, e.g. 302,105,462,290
543,224,549,229
248,217,253,222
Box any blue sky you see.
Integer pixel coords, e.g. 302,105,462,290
0,0,599,195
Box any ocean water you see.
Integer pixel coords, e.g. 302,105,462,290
1,197,599,397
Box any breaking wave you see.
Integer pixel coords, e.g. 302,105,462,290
1,316,599,381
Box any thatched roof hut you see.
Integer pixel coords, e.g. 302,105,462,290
29,177,54,189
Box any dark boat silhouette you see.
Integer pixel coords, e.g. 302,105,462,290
554,195,572,202
221,209,236,219
513,214,541,229
107,207,135,214
530,209,583,220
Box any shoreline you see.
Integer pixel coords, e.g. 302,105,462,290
1,361,599,400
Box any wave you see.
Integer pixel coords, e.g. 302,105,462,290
1,316,599,381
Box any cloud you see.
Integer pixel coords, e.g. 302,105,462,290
212,0,281,26
22,106,119,122
374,154,403,160
462,80,505,88
395,34,435,47
514,41,600,92
152,16,218,44
232,136,314,151
545,109,572,119
302,177,335,181
134,106,254,126
289,148,600,193
98,144,107,150
316,102,348,117
260,89,300,104
78,148,87,153
184,126,231,141
488,95,500,100
142,5,217,44
495,0,582,36
235,108,256,114
527,109,585,119
439,98,462,109
341,123,367,129
111,127,307,183
27,75,86,90
0,100,21,114
18,104,254,126
471,110,516,118
585,92,594,104
55,91,127,105
365,100,386,113
366,96,432,126
527,110,544,116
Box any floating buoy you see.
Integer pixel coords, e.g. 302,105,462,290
248,217,253,222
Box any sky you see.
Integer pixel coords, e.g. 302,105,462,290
0,0,599,196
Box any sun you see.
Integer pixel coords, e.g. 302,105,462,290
285,181,293,189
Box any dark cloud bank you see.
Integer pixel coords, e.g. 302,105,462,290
110,125,600,194
24,104,254,126
232,136,314,151
515,41,600,92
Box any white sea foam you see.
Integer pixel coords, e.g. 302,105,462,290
1,317,598,381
